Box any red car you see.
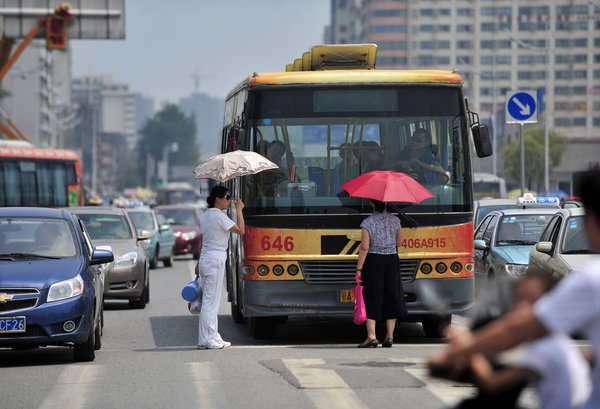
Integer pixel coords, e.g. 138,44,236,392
155,205,203,259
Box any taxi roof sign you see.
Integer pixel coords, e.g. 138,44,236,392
517,194,560,205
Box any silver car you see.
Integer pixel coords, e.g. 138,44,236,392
529,207,599,279
70,207,154,309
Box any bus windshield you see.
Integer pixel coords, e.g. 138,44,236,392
244,86,471,215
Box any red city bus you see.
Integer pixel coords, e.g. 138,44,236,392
0,141,84,207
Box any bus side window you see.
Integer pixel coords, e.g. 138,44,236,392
66,163,77,185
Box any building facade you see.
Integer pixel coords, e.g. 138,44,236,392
328,0,600,190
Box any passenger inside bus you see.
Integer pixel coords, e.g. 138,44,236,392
257,140,288,197
395,128,449,184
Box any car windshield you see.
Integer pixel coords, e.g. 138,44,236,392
158,209,196,225
127,211,154,230
561,216,596,254
0,217,78,258
77,214,133,240
496,214,553,246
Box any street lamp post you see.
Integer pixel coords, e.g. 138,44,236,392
505,26,551,193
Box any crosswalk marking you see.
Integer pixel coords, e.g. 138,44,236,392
284,359,370,409
38,365,98,409
394,358,476,405
188,362,218,409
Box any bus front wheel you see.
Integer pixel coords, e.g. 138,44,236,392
421,314,451,338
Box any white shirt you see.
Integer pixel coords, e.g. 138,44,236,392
199,208,235,258
517,333,591,409
535,260,600,409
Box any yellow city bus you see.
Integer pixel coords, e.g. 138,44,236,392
222,44,492,338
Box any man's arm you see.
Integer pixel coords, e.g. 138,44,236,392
429,306,549,369
470,354,536,394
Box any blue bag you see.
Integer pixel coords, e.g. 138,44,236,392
181,276,200,302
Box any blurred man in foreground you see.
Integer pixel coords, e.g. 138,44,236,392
428,169,600,409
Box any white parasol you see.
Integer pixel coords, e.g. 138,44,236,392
193,150,279,182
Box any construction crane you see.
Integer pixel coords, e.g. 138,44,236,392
0,2,73,141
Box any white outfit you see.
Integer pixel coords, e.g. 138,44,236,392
197,208,234,347
517,333,591,409
535,260,600,409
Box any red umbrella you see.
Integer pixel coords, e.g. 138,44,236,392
340,170,434,203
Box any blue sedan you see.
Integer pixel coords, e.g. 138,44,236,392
126,207,175,269
473,208,558,308
0,207,113,362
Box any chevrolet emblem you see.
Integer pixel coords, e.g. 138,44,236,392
0,293,14,303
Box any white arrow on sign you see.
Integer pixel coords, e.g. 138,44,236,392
511,96,531,116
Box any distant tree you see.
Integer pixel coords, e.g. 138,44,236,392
502,127,568,190
135,103,199,186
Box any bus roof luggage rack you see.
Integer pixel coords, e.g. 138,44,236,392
285,44,377,72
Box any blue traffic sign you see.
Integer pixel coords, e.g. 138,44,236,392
506,91,537,123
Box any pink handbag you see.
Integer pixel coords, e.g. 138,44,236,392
352,284,367,325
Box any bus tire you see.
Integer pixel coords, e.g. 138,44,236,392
231,302,244,324
421,314,451,338
248,317,277,339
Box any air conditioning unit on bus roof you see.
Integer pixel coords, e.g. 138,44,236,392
285,44,377,72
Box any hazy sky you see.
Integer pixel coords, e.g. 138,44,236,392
71,0,331,105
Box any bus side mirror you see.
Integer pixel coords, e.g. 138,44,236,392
472,124,493,158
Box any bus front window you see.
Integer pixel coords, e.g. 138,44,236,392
244,87,471,216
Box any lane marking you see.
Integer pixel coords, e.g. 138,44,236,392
284,358,370,409
38,365,98,409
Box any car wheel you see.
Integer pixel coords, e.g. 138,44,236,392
144,272,150,304
163,248,174,267
94,310,102,351
421,314,451,338
74,320,96,362
149,246,159,269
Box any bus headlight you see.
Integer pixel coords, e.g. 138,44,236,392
450,262,462,274
257,265,269,276
272,265,284,276
420,263,432,274
287,264,299,276
242,265,255,275
435,263,447,274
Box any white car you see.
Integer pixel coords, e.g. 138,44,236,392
529,207,599,279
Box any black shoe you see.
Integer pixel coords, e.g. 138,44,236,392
382,338,393,348
357,338,379,348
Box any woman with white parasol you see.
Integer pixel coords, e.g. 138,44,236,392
193,150,277,349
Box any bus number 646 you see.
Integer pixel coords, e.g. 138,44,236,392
261,236,294,251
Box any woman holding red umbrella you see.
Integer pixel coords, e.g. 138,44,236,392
355,199,407,348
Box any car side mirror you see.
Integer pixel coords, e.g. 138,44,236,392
474,239,488,250
472,124,493,158
91,248,114,265
137,229,155,240
535,241,553,255
160,224,170,232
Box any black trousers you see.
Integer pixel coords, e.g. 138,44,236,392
362,253,407,321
